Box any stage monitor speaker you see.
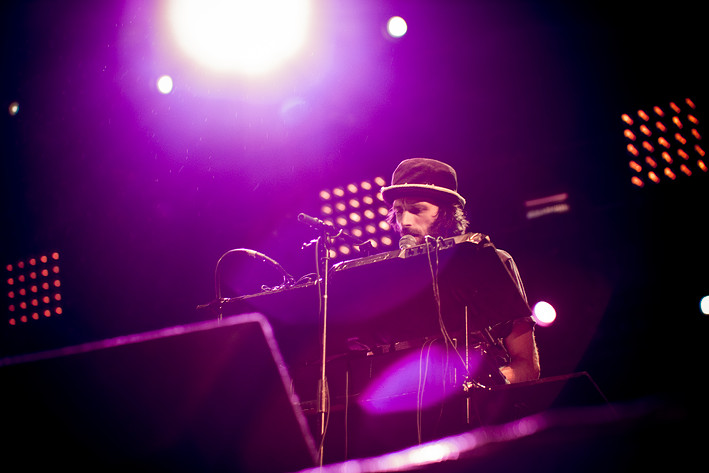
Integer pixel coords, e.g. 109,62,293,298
0,313,317,473
470,372,612,427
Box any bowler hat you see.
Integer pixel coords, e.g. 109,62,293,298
381,158,466,207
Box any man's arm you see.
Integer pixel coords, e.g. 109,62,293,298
499,319,540,383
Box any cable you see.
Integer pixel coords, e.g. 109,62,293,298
417,338,436,444
423,237,466,369
214,248,296,301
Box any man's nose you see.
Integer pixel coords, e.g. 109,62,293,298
399,211,415,226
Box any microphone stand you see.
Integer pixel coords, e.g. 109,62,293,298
298,212,369,464
303,228,332,466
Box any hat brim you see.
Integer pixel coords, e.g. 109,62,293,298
381,183,466,207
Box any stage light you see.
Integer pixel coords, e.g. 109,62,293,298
317,176,397,260
532,301,556,327
387,16,408,38
623,97,705,187
156,75,174,94
4,252,63,326
166,0,313,76
8,101,19,116
664,168,677,180
700,296,709,315
359,344,460,414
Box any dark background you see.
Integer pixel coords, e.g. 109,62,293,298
1,0,706,411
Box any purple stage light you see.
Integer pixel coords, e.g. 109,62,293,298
166,0,314,77
358,344,474,415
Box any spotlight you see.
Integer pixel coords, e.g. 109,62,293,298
532,301,556,327
166,0,313,76
700,295,709,315
156,75,174,94
386,16,408,38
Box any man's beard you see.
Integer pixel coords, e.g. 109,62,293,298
400,228,425,243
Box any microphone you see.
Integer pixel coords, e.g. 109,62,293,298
298,213,339,236
399,234,417,250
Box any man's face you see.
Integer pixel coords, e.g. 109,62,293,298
392,197,440,244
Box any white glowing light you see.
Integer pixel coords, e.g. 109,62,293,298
532,301,556,326
387,16,407,38
8,101,19,116
167,0,312,76
700,295,709,315
157,75,174,94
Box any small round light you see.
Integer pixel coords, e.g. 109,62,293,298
387,16,408,38
700,296,709,315
156,75,174,94
532,301,557,327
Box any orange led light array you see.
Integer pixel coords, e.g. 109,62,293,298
5,252,63,326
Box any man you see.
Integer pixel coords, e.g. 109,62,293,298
381,157,540,384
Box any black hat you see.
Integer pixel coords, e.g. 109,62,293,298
381,158,466,207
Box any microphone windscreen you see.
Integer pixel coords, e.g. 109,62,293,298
399,235,417,250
